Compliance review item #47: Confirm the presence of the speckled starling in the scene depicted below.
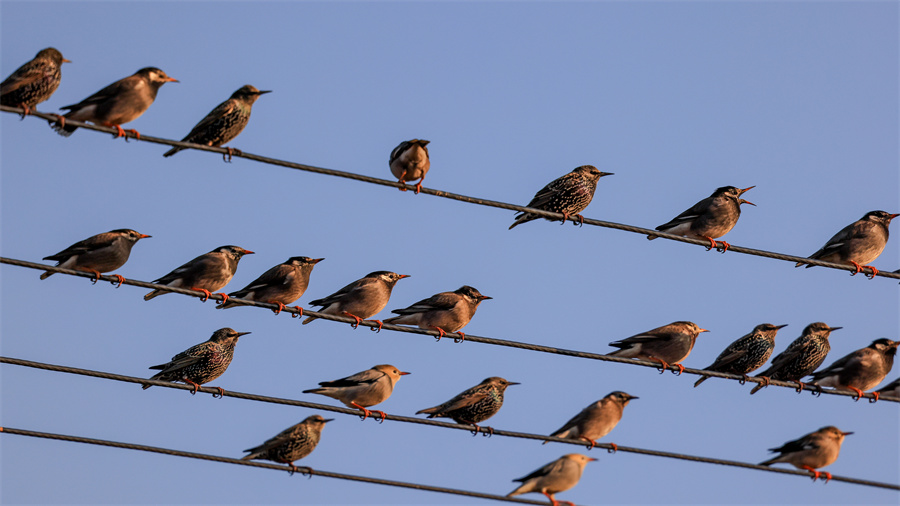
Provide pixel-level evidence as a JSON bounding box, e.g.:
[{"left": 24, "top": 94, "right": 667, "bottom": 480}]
[
  {"left": 507, "top": 454, "right": 596, "bottom": 506},
  {"left": 144, "top": 245, "right": 253, "bottom": 301},
  {"left": 40, "top": 229, "right": 150, "bottom": 284},
  {"left": 809, "top": 338, "right": 898, "bottom": 400},
  {"left": 1, "top": 47, "right": 70, "bottom": 115},
  {"left": 877, "top": 377, "right": 900, "bottom": 398},
  {"left": 759, "top": 426, "right": 852, "bottom": 482},
  {"left": 218, "top": 256, "right": 323, "bottom": 313},
  {"left": 416, "top": 376, "right": 518, "bottom": 434},
  {"left": 694, "top": 323, "right": 787, "bottom": 387},
  {"left": 545, "top": 391, "right": 637, "bottom": 450},
  {"left": 390, "top": 139, "right": 431, "bottom": 194},
  {"left": 302, "top": 271, "right": 409, "bottom": 330},
  {"left": 649, "top": 185, "right": 755, "bottom": 252},
  {"left": 383, "top": 285, "right": 491, "bottom": 341},
  {"left": 796, "top": 210, "right": 899, "bottom": 278},
  {"left": 509, "top": 165, "right": 613, "bottom": 229},
  {"left": 143, "top": 327, "right": 250, "bottom": 396},
  {"left": 241, "top": 415, "right": 331, "bottom": 474},
  {"left": 607, "top": 321, "right": 709, "bottom": 374},
  {"left": 750, "top": 322, "right": 841, "bottom": 394},
  {"left": 303, "top": 364, "right": 410, "bottom": 421}
]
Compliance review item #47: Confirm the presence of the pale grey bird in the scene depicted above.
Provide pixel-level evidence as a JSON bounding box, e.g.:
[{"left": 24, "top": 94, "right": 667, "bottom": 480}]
[
  {"left": 759, "top": 426, "right": 852, "bottom": 482},
  {"left": 507, "top": 454, "right": 596, "bottom": 506},
  {"left": 144, "top": 245, "right": 254, "bottom": 301},
  {"left": 509, "top": 165, "right": 613, "bottom": 229},
  {"left": 797, "top": 210, "right": 899, "bottom": 278},
  {"left": 649, "top": 185, "right": 755, "bottom": 252},
  {"left": 1, "top": 47, "right": 70, "bottom": 115},
  {"left": 750, "top": 322, "right": 841, "bottom": 394},
  {"left": 241, "top": 415, "right": 332, "bottom": 475},
  {"left": 876, "top": 377, "right": 900, "bottom": 398},
  {"left": 545, "top": 391, "right": 637, "bottom": 450},
  {"left": 390, "top": 139, "right": 430, "bottom": 194},
  {"left": 808, "top": 338, "right": 898, "bottom": 401},
  {"left": 302, "top": 271, "right": 409, "bottom": 330},
  {"left": 693, "top": 323, "right": 787, "bottom": 387},
  {"left": 383, "top": 285, "right": 491, "bottom": 341},
  {"left": 416, "top": 377, "right": 518, "bottom": 435},
  {"left": 217, "top": 256, "right": 323, "bottom": 313},
  {"left": 303, "top": 364, "right": 410, "bottom": 421},
  {"left": 607, "top": 321, "right": 709, "bottom": 374},
  {"left": 40, "top": 229, "right": 150, "bottom": 283}
]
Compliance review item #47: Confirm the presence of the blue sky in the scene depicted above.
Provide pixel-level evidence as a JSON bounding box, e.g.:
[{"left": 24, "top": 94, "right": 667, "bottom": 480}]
[{"left": 2, "top": 1, "right": 898, "bottom": 505}]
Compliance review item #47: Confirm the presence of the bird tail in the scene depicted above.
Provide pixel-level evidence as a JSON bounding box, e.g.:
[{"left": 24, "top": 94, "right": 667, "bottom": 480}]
[
  {"left": 415, "top": 406, "right": 439, "bottom": 416},
  {"left": 647, "top": 235, "right": 657, "bottom": 240},
  {"left": 693, "top": 376, "right": 709, "bottom": 388},
  {"left": 749, "top": 383, "right": 764, "bottom": 395},
  {"left": 302, "top": 388, "right": 324, "bottom": 394},
  {"left": 506, "top": 483, "right": 530, "bottom": 497},
  {"left": 508, "top": 213, "right": 532, "bottom": 230},
  {"left": 163, "top": 147, "right": 182, "bottom": 157},
  {"left": 40, "top": 271, "right": 54, "bottom": 280},
  {"left": 301, "top": 316, "right": 317, "bottom": 325},
  {"left": 143, "top": 289, "right": 164, "bottom": 301},
  {"left": 758, "top": 456, "right": 779, "bottom": 466},
  {"left": 241, "top": 452, "right": 259, "bottom": 461}
]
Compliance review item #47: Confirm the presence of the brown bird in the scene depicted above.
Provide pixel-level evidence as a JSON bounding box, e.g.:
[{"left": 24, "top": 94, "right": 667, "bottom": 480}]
[
  {"left": 1, "top": 47, "right": 70, "bottom": 116},
  {"left": 303, "top": 364, "right": 409, "bottom": 421},
  {"left": 383, "top": 285, "right": 491, "bottom": 341},
  {"left": 40, "top": 229, "right": 150, "bottom": 284},
  {"left": 759, "top": 426, "right": 852, "bottom": 482},
  {"left": 545, "top": 391, "right": 637, "bottom": 451},
  {"left": 808, "top": 338, "right": 898, "bottom": 401},
  {"left": 607, "top": 321, "right": 709, "bottom": 374},
  {"left": 241, "top": 415, "right": 331, "bottom": 475},
  {"left": 797, "top": 210, "right": 898, "bottom": 278},
  {"left": 507, "top": 454, "right": 596, "bottom": 506},
  {"left": 390, "top": 139, "right": 430, "bottom": 193}
]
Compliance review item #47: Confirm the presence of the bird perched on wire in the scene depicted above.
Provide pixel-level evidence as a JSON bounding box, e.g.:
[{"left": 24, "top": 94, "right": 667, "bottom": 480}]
[
  {"left": 648, "top": 185, "right": 755, "bottom": 252},
  {"left": 416, "top": 377, "right": 518, "bottom": 435},
  {"left": 163, "top": 84, "right": 271, "bottom": 160},
  {"left": 142, "top": 327, "right": 250, "bottom": 397},
  {"left": 694, "top": 323, "right": 788, "bottom": 387},
  {"left": 303, "top": 364, "right": 410, "bottom": 421},
  {"left": 40, "top": 229, "right": 150, "bottom": 284},
  {"left": 383, "top": 285, "right": 491, "bottom": 341},
  {"left": 808, "top": 338, "right": 898, "bottom": 401},
  {"left": 389, "top": 139, "right": 430, "bottom": 194},
  {"left": 51, "top": 67, "right": 177, "bottom": 138},
  {"left": 241, "top": 415, "right": 331, "bottom": 475},
  {"left": 217, "top": 256, "right": 323, "bottom": 314},
  {"left": 607, "top": 321, "right": 709, "bottom": 374},
  {"left": 1, "top": 47, "right": 70, "bottom": 116},
  {"left": 509, "top": 165, "right": 613, "bottom": 229},
  {"left": 507, "top": 454, "right": 596, "bottom": 506},
  {"left": 302, "top": 271, "right": 409, "bottom": 330},
  {"left": 750, "top": 322, "right": 841, "bottom": 394},
  {"left": 143, "top": 245, "right": 253, "bottom": 302},
  {"left": 877, "top": 377, "right": 900, "bottom": 399},
  {"left": 759, "top": 426, "right": 852, "bottom": 482},
  {"left": 545, "top": 391, "right": 637, "bottom": 451},
  {"left": 796, "top": 210, "right": 899, "bottom": 278}
]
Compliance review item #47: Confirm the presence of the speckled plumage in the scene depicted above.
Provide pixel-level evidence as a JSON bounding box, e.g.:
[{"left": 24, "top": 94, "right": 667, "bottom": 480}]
[
  {"left": 302, "top": 271, "right": 408, "bottom": 325},
  {"left": 694, "top": 323, "right": 787, "bottom": 387},
  {"left": 218, "top": 256, "right": 322, "bottom": 309},
  {"left": 389, "top": 139, "right": 431, "bottom": 192},
  {"left": 546, "top": 391, "right": 637, "bottom": 448},
  {"left": 649, "top": 185, "right": 754, "bottom": 249},
  {"left": 241, "top": 415, "right": 331, "bottom": 473},
  {"left": 40, "top": 229, "right": 150, "bottom": 280},
  {"left": 416, "top": 377, "right": 518, "bottom": 429},
  {"left": 143, "top": 327, "right": 249, "bottom": 392},
  {"left": 750, "top": 322, "right": 840, "bottom": 394},
  {"left": 507, "top": 454, "right": 596, "bottom": 506},
  {"left": 383, "top": 285, "right": 490, "bottom": 338},
  {"left": 144, "top": 245, "right": 253, "bottom": 300},
  {"left": 760, "top": 426, "right": 851, "bottom": 481},
  {"left": 510, "top": 165, "right": 612, "bottom": 229},
  {"left": 1, "top": 47, "right": 69, "bottom": 113},
  {"left": 809, "top": 338, "right": 898, "bottom": 396},
  {"left": 797, "top": 211, "right": 898, "bottom": 275},
  {"left": 607, "top": 321, "right": 709, "bottom": 372}
]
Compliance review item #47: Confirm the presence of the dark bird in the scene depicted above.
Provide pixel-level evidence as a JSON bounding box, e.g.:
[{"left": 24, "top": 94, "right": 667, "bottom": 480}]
[
  {"left": 808, "top": 338, "right": 898, "bottom": 401},
  {"left": 163, "top": 85, "right": 270, "bottom": 159},
  {"left": 507, "top": 454, "right": 596, "bottom": 506},
  {"left": 383, "top": 285, "right": 491, "bottom": 341},
  {"left": 143, "top": 245, "right": 253, "bottom": 302},
  {"left": 217, "top": 256, "right": 323, "bottom": 314},
  {"left": 40, "top": 229, "right": 150, "bottom": 284},
  {"left": 545, "top": 391, "right": 637, "bottom": 451},
  {"left": 241, "top": 415, "right": 331, "bottom": 474},
  {"left": 877, "top": 377, "right": 900, "bottom": 399},
  {"left": 694, "top": 323, "right": 787, "bottom": 387},
  {"left": 51, "top": 67, "right": 177, "bottom": 138},
  {"left": 302, "top": 271, "right": 409, "bottom": 330},
  {"left": 303, "top": 364, "right": 410, "bottom": 421},
  {"left": 759, "top": 426, "right": 852, "bottom": 482},
  {"left": 750, "top": 322, "right": 841, "bottom": 394},
  {"left": 143, "top": 327, "right": 250, "bottom": 396},
  {"left": 607, "top": 321, "right": 709, "bottom": 374},
  {"left": 1, "top": 47, "right": 70, "bottom": 116},
  {"left": 416, "top": 377, "right": 518, "bottom": 435},
  {"left": 509, "top": 165, "right": 613, "bottom": 229},
  {"left": 389, "top": 139, "right": 430, "bottom": 194},
  {"left": 796, "top": 210, "right": 899, "bottom": 278},
  {"left": 648, "top": 185, "right": 755, "bottom": 252}
]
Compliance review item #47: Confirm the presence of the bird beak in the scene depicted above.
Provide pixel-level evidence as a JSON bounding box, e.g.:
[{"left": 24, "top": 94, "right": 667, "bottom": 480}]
[
  {"left": 399, "top": 371, "right": 411, "bottom": 376},
  {"left": 236, "top": 331, "right": 252, "bottom": 337},
  {"left": 242, "top": 249, "right": 255, "bottom": 255},
  {"left": 323, "top": 418, "right": 335, "bottom": 423},
  {"left": 627, "top": 395, "right": 639, "bottom": 400},
  {"left": 257, "top": 90, "right": 273, "bottom": 95},
  {"left": 889, "top": 213, "right": 900, "bottom": 220},
  {"left": 775, "top": 324, "right": 789, "bottom": 329},
  {"left": 480, "top": 295, "right": 493, "bottom": 301},
  {"left": 63, "top": 58, "right": 72, "bottom": 63},
  {"left": 739, "top": 198, "right": 756, "bottom": 207},
  {"left": 828, "top": 326, "right": 843, "bottom": 331},
  {"left": 600, "top": 172, "right": 615, "bottom": 177},
  {"left": 587, "top": 457, "right": 598, "bottom": 462},
  {"left": 398, "top": 274, "right": 411, "bottom": 279},
  {"left": 507, "top": 381, "right": 521, "bottom": 386},
  {"left": 166, "top": 77, "right": 179, "bottom": 83},
  {"left": 739, "top": 186, "right": 755, "bottom": 195},
  {"left": 311, "top": 258, "right": 325, "bottom": 264},
  {"left": 841, "top": 431, "right": 854, "bottom": 436},
  {"left": 140, "top": 234, "right": 152, "bottom": 239},
  {"left": 699, "top": 328, "right": 710, "bottom": 333}
]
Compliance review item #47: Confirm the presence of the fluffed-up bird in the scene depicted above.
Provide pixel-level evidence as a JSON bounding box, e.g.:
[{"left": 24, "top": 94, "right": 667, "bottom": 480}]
[
  {"left": 796, "top": 210, "right": 898, "bottom": 278},
  {"left": 383, "top": 285, "right": 491, "bottom": 341},
  {"left": 877, "top": 377, "right": 900, "bottom": 398},
  {"left": 509, "top": 165, "right": 613, "bottom": 229},
  {"left": 759, "top": 426, "right": 852, "bottom": 482},
  {"left": 302, "top": 271, "right": 409, "bottom": 330},
  {"left": 389, "top": 139, "right": 430, "bottom": 194},
  {"left": 1, "top": 47, "right": 70, "bottom": 116},
  {"left": 303, "top": 364, "right": 409, "bottom": 421},
  {"left": 648, "top": 185, "right": 755, "bottom": 252},
  {"left": 241, "top": 415, "right": 331, "bottom": 475},
  {"left": 507, "top": 454, "right": 596, "bottom": 506},
  {"left": 143, "top": 245, "right": 253, "bottom": 302},
  {"left": 694, "top": 323, "right": 787, "bottom": 387},
  {"left": 545, "top": 391, "right": 637, "bottom": 450},
  {"left": 40, "top": 228, "right": 150, "bottom": 284},
  {"left": 750, "top": 322, "right": 841, "bottom": 394},
  {"left": 217, "top": 256, "right": 322, "bottom": 314},
  {"left": 808, "top": 338, "right": 898, "bottom": 401},
  {"left": 143, "top": 327, "right": 250, "bottom": 396},
  {"left": 607, "top": 321, "right": 709, "bottom": 374},
  {"left": 416, "top": 377, "right": 518, "bottom": 435}
]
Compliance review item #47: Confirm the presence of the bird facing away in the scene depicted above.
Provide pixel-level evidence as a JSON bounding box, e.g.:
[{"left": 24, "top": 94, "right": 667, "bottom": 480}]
[
  {"left": 217, "top": 256, "right": 323, "bottom": 313},
  {"left": 383, "top": 285, "right": 491, "bottom": 341},
  {"left": 302, "top": 271, "right": 409, "bottom": 330},
  {"left": 607, "top": 321, "right": 709, "bottom": 374},
  {"left": 507, "top": 454, "right": 596, "bottom": 506},
  {"left": 389, "top": 139, "right": 430, "bottom": 194},
  {"left": 40, "top": 229, "right": 150, "bottom": 284},
  {"left": 1, "top": 47, "right": 70, "bottom": 115},
  {"left": 509, "top": 165, "right": 613, "bottom": 229},
  {"left": 648, "top": 185, "right": 755, "bottom": 252},
  {"left": 808, "top": 338, "right": 898, "bottom": 401},
  {"left": 303, "top": 364, "right": 410, "bottom": 421},
  {"left": 797, "top": 210, "right": 899, "bottom": 278},
  {"left": 877, "top": 377, "right": 900, "bottom": 399},
  {"left": 51, "top": 67, "right": 177, "bottom": 138},
  {"left": 241, "top": 415, "right": 331, "bottom": 475},
  {"left": 759, "top": 426, "right": 852, "bottom": 482},
  {"left": 694, "top": 323, "right": 787, "bottom": 387},
  {"left": 143, "top": 327, "right": 250, "bottom": 396},
  {"left": 750, "top": 322, "right": 841, "bottom": 394},
  {"left": 143, "top": 245, "right": 254, "bottom": 302},
  {"left": 416, "top": 377, "right": 518, "bottom": 435},
  {"left": 545, "top": 391, "right": 637, "bottom": 450},
  {"left": 163, "top": 85, "right": 271, "bottom": 159}
]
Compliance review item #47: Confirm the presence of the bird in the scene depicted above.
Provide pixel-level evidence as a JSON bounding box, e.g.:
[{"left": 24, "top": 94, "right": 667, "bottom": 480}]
[
  {"left": 383, "top": 285, "right": 491, "bottom": 341},
  {"left": 143, "top": 327, "right": 250, "bottom": 397},
  {"left": 507, "top": 454, "right": 596, "bottom": 506},
  {"left": 759, "top": 426, "right": 852, "bottom": 482},
  {"left": 648, "top": 185, "right": 755, "bottom": 252},
  {"left": 796, "top": 210, "right": 899, "bottom": 278},
  {"left": 302, "top": 271, "right": 409, "bottom": 330},
  {"left": 163, "top": 85, "right": 271, "bottom": 160},
  {"left": 216, "top": 256, "right": 323, "bottom": 314},
  {"left": 40, "top": 229, "right": 150, "bottom": 284},
  {"left": 693, "top": 323, "right": 788, "bottom": 387},
  {"left": 607, "top": 321, "right": 709, "bottom": 374},
  {"left": 302, "top": 364, "right": 410, "bottom": 421},
  {"left": 416, "top": 377, "right": 518, "bottom": 435},
  {"left": 51, "top": 67, "right": 177, "bottom": 138},
  {"left": 509, "top": 165, "right": 613, "bottom": 229},
  {"left": 876, "top": 377, "right": 900, "bottom": 399},
  {"left": 143, "top": 245, "right": 253, "bottom": 302},
  {"left": 750, "top": 322, "right": 841, "bottom": 394},
  {"left": 1, "top": 47, "right": 70, "bottom": 116},
  {"left": 389, "top": 139, "right": 430, "bottom": 194},
  {"left": 545, "top": 391, "right": 637, "bottom": 451},
  {"left": 808, "top": 338, "right": 898, "bottom": 401},
  {"left": 241, "top": 415, "right": 331, "bottom": 475}
]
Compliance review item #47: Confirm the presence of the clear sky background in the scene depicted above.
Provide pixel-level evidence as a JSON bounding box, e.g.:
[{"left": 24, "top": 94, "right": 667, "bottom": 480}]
[{"left": 1, "top": 2, "right": 898, "bottom": 505}]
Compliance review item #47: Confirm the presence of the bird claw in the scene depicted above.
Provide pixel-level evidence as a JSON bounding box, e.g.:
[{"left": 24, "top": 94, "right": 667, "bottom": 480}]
[
  {"left": 223, "top": 147, "right": 237, "bottom": 162},
  {"left": 739, "top": 374, "right": 749, "bottom": 385},
  {"left": 290, "top": 306, "right": 303, "bottom": 318},
  {"left": 868, "top": 392, "right": 880, "bottom": 403},
  {"left": 368, "top": 320, "right": 384, "bottom": 333},
  {"left": 794, "top": 381, "right": 807, "bottom": 394},
  {"left": 453, "top": 331, "right": 466, "bottom": 343},
  {"left": 581, "top": 437, "right": 596, "bottom": 450},
  {"left": 52, "top": 114, "right": 66, "bottom": 129},
  {"left": 414, "top": 181, "right": 423, "bottom": 194},
  {"left": 374, "top": 411, "right": 387, "bottom": 423},
  {"left": 432, "top": 327, "right": 446, "bottom": 341},
  {"left": 607, "top": 443, "right": 618, "bottom": 453},
  {"left": 86, "top": 269, "right": 102, "bottom": 284},
  {"left": 715, "top": 241, "right": 731, "bottom": 253},
  {"left": 342, "top": 312, "right": 363, "bottom": 329},
  {"left": 110, "top": 274, "right": 125, "bottom": 288},
  {"left": 574, "top": 214, "right": 585, "bottom": 227},
  {"left": 112, "top": 125, "right": 126, "bottom": 138},
  {"left": 125, "top": 128, "right": 140, "bottom": 141},
  {"left": 212, "top": 386, "right": 225, "bottom": 398},
  {"left": 186, "top": 379, "right": 201, "bottom": 395},
  {"left": 192, "top": 288, "right": 213, "bottom": 302},
  {"left": 670, "top": 364, "right": 685, "bottom": 375},
  {"left": 865, "top": 266, "right": 879, "bottom": 279},
  {"left": 271, "top": 302, "right": 285, "bottom": 315}
]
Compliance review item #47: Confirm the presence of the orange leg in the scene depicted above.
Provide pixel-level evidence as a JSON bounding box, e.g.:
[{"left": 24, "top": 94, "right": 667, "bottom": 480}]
[
  {"left": 648, "top": 357, "right": 671, "bottom": 374},
  {"left": 757, "top": 376, "right": 771, "bottom": 389},
  {"left": 52, "top": 114, "right": 66, "bottom": 129},
  {"left": 223, "top": 147, "right": 235, "bottom": 162},
  {"left": 560, "top": 211, "right": 570, "bottom": 225},
  {"left": 342, "top": 311, "right": 363, "bottom": 328},
  {"left": 864, "top": 265, "right": 879, "bottom": 279},
  {"left": 397, "top": 170, "right": 409, "bottom": 192},
  {"left": 793, "top": 380, "right": 807, "bottom": 393},
  {"left": 372, "top": 410, "right": 387, "bottom": 423},
  {"left": 16, "top": 103, "right": 31, "bottom": 118},
  {"left": 212, "top": 386, "right": 225, "bottom": 398},
  {"left": 574, "top": 214, "right": 585, "bottom": 227},
  {"left": 607, "top": 442, "right": 618, "bottom": 453},
  {"left": 453, "top": 331, "right": 466, "bottom": 343},
  {"left": 702, "top": 236, "right": 717, "bottom": 251},
  {"left": 108, "top": 124, "right": 126, "bottom": 138},
  {"left": 580, "top": 437, "right": 596, "bottom": 450},
  {"left": 541, "top": 492, "right": 559, "bottom": 506},
  {"left": 869, "top": 392, "right": 880, "bottom": 403},
  {"left": 848, "top": 386, "right": 864, "bottom": 401},
  {"left": 716, "top": 240, "right": 731, "bottom": 253},
  {"left": 216, "top": 293, "right": 229, "bottom": 305},
  {"left": 351, "top": 402, "right": 372, "bottom": 421},
  {"left": 111, "top": 274, "right": 125, "bottom": 287},
  {"left": 848, "top": 261, "right": 863, "bottom": 276},
  {"left": 367, "top": 319, "right": 384, "bottom": 332},
  {"left": 414, "top": 175, "right": 425, "bottom": 194},
  {"left": 431, "top": 326, "right": 447, "bottom": 341},
  {"left": 801, "top": 465, "right": 822, "bottom": 481},
  {"left": 268, "top": 301, "right": 286, "bottom": 315},
  {"left": 184, "top": 378, "right": 201, "bottom": 395},
  {"left": 290, "top": 306, "right": 303, "bottom": 318},
  {"left": 78, "top": 268, "right": 102, "bottom": 284},
  {"left": 125, "top": 128, "right": 141, "bottom": 141},
  {"left": 191, "top": 287, "right": 212, "bottom": 302}
]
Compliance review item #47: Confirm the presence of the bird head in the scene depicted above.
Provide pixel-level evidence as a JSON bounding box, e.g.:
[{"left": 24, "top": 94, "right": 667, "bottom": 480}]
[{"left": 209, "top": 327, "right": 251, "bottom": 343}]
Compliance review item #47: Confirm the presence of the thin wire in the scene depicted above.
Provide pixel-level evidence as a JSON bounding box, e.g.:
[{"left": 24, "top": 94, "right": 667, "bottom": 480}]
[{"left": 3, "top": 106, "right": 898, "bottom": 281}]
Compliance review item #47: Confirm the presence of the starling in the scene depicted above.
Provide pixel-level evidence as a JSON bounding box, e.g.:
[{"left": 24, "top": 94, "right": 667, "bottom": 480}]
[
  {"left": 52, "top": 67, "right": 177, "bottom": 138},
  {"left": 416, "top": 376, "right": 518, "bottom": 434},
  {"left": 648, "top": 185, "right": 755, "bottom": 252},
  {"left": 694, "top": 323, "right": 787, "bottom": 387},
  {"left": 217, "top": 256, "right": 323, "bottom": 313},
  {"left": 750, "top": 322, "right": 841, "bottom": 394},
  {"left": 796, "top": 210, "right": 899, "bottom": 278},
  {"left": 607, "top": 321, "right": 709, "bottom": 374},
  {"left": 759, "top": 426, "right": 852, "bottom": 482},
  {"left": 143, "top": 245, "right": 253, "bottom": 302},
  {"left": 163, "top": 85, "right": 271, "bottom": 159},
  {"left": 876, "top": 377, "right": 900, "bottom": 398},
  {"left": 241, "top": 415, "right": 331, "bottom": 474},
  {"left": 302, "top": 271, "right": 409, "bottom": 330},
  {"left": 303, "top": 364, "right": 410, "bottom": 421},
  {"left": 808, "top": 338, "right": 898, "bottom": 400},
  {"left": 509, "top": 165, "right": 613, "bottom": 229},
  {"left": 545, "top": 391, "right": 637, "bottom": 450},
  {"left": 507, "top": 454, "right": 596, "bottom": 506},
  {"left": 143, "top": 327, "right": 250, "bottom": 396},
  {"left": 1, "top": 47, "right": 70, "bottom": 116},
  {"left": 40, "top": 228, "right": 150, "bottom": 284},
  {"left": 389, "top": 139, "right": 431, "bottom": 194},
  {"left": 383, "top": 285, "right": 491, "bottom": 341}
]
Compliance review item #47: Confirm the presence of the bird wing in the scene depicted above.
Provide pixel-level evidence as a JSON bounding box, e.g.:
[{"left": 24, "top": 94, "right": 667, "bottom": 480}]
[
  {"left": 180, "top": 99, "right": 238, "bottom": 141},
  {"left": 807, "top": 221, "right": 865, "bottom": 259},
  {"left": 809, "top": 349, "right": 864, "bottom": 381},
  {"left": 768, "top": 433, "right": 819, "bottom": 454},
  {"left": 655, "top": 196, "right": 714, "bottom": 231},
  {"left": 608, "top": 330, "right": 673, "bottom": 349},
  {"left": 432, "top": 389, "right": 489, "bottom": 412},
  {"left": 389, "top": 141, "right": 414, "bottom": 165},
  {"left": 43, "top": 233, "right": 119, "bottom": 261},
  {"left": 148, "top": 342, "right": 211, "bottom": 371},
  {"left": 513, "top": 458, "right": 565, "bottom": 483},
  {"left": 1, "top": 58, "right": 52, "bottom": 95},
  {"left": 709, "top": 347, "right": 748, "bottom": 369},
  {"left": 152, "top": 253, "right": 219, "bottom": 284},
  {"left": 60, "top": 75, "right": 137, "bottom": 110},
  {"left": 243, "top": 424, "right": 298, "bottom": 454},
  {"left": 318, "top": 368, "right": 385, "bottom": 388},
  {"left": 230, "top": 264, "right": 293, "bottom": 296},
  {"left": 392, "top": 292, "right": 458, "bottom": 315},
  {"left": 523, "top": 173, "right": 575, "bottom": 209},
  {"left": 307, "top": 277, "right": 370, "bottom": 307}
]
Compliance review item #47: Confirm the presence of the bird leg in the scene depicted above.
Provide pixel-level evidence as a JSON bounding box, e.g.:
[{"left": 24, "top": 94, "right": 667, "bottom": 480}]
[
  {"left": 77, "top": 268, "right": 103, "bottom": 284},
  {"left": 541, "top": 491, "right": 560, "bottom": 506},
  {"left": 580, "top": 437, "right": 596, "bottom": 450},
  {"left": 702, "top": 236, "right": 717, "bottom": 251},
  {"left": 715, "top": 240, "right": 731, "bottom": 253},
  {"left": 184, "top": 378, "right": 201, "bottom": 395},
  {"left": 756, "top": 376, "right": 771, "bottom": 389},
  {"left": 793, "top": 380, "right": 808, "bottom": 393},
  {"left": 396, "top": 170, "right": 409, "bottom": 192},
  {"left": 52, "top": 114, "right": 66, "bottom": 129},
  {"left": 124, "top": 129, "right": 141, "bottom": 141},
  {"left": 287, "top": 463, "right": 299, "bottom": 476},
  {"left": 800, "top": 466, "right": 824, "bottom": 481},
  {"left": 109, "top": 124, "right": 126, "bottom": 138},
  {"left": 341, "top": 311, "right": 363, "bottom": 329},
  {"left": 847, "top": 386, "right": 865, "bottom": 401},
  {"left": 414, "top": 177, "right": 425, "bottom": 194},
  {"left": 290, "top": 306, "right": 303, "bottom": 318},
  {"left": 191, "top": 287, "right": 213, "bottom": 302},
  {"left": 110, "top": 274, "right": 125, "bottom": 287},
  {"left": 739, "top": 374, "right": 750, "bottom": 385},
  {"left": 560, "top": 211, "right": 570, "bottom": 225},
  {"left": 211, "top": 386, "right": 226, "bottom": 398},
  {"left": 15, "top": 103, "right": 31, "bottom": 118},
  {"left": 453, "top": 331, "right": 466, "bottom": 343},
  {"left": 606, "top": 442, "right": 618, "bottom": 453},
  {"left": 863, "top": 264, "right": 879, "bottom": 279},
  {"left": 351, "top": 402, "right": 372, "bottom": 421},
  {"left": 367, "top": 319, "right": 384, "bottom": 332},
  {"left": 430, "top": 326, "right": 447, "bottom": 341},
  {"left": 868, "top": 392, "right": 880, "bottom": 403},
  {"left": 649, "top": 357, "right": 672, "bottom": 374},
  {"left": 373, "top": 410, "right": 387, "bottom": 423},
  {"left": 574, "top": 214, "right": 585, "bottom": 227},
  {"left": 223, "top": 147, "right": 238, "bottom": 162},
  {"left": 268, "top": 301, "right": 286, "bottom": 315}
]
